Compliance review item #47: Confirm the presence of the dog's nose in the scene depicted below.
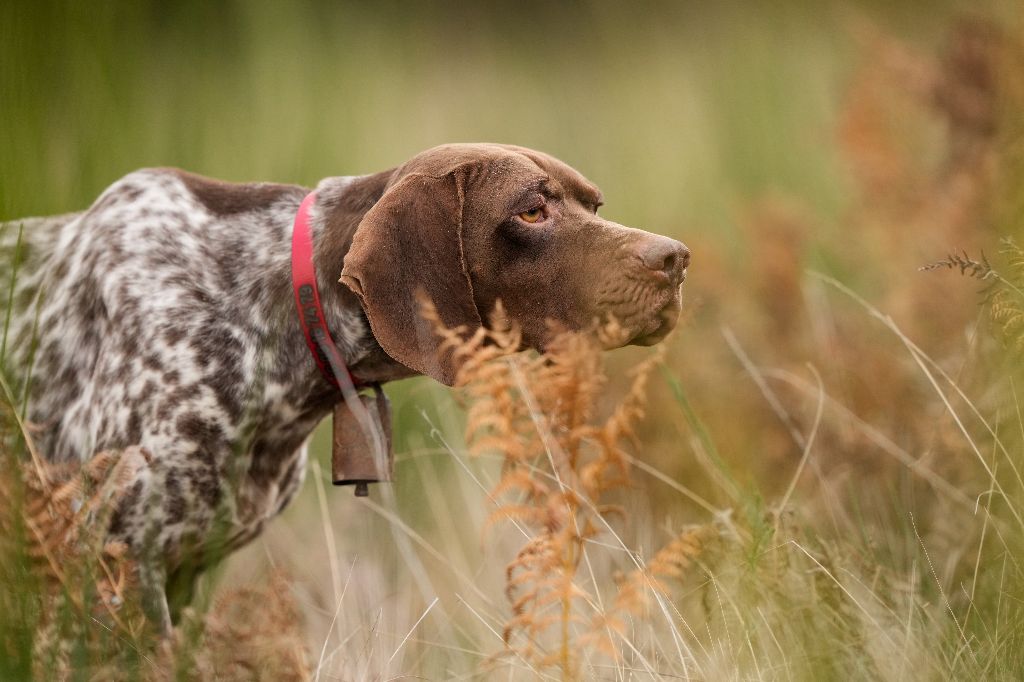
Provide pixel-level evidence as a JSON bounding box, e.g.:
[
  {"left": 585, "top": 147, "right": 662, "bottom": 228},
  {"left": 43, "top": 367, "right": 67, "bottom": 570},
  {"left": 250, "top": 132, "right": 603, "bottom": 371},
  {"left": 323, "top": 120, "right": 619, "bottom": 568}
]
[{"left": 637, "top": 235, "right": 690, "bottom": 282}]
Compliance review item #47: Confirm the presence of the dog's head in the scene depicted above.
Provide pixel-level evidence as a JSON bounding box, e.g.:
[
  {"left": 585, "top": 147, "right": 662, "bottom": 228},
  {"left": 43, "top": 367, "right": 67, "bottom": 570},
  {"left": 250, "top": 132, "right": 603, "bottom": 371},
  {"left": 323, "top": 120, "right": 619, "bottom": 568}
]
[{"left": 341, "top": 143, "right": 689, "bottom": 385}]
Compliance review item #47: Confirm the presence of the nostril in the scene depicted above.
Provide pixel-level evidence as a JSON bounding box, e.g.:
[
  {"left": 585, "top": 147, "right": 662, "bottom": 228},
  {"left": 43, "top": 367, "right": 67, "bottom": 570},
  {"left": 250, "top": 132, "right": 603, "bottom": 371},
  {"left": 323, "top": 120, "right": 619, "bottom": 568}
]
[
  {"left": 639, "top": 239, "right": 674, "bottom": 271},
  {"left": 639, "top": 237, "right": 689, "bottom": 279},
  {"left": 662, "top": 251, "right": 678, "bottom": 274}
]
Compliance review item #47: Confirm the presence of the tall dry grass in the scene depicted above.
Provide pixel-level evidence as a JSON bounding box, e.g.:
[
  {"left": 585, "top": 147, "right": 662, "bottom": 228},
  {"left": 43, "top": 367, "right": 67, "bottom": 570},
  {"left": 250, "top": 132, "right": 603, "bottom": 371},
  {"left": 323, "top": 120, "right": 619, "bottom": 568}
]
[
  {"left": 3, "top": 278, "right": 1022, "bottom": 678},
  {"left": 0, "top": 438, "right": 312, "bottom": 680}
]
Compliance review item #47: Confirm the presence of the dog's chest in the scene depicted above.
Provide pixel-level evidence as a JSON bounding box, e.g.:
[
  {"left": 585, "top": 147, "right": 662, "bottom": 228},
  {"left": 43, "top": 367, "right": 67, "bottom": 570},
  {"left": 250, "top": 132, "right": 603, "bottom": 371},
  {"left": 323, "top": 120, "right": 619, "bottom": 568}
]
[{"left": 230, "top": 382, "right": 327, "bottom": 531}]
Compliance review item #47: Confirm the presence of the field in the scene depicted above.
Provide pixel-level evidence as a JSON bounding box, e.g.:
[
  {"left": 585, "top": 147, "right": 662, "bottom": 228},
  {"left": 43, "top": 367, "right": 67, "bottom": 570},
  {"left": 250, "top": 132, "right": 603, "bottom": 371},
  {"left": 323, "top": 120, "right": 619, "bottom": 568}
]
[{"left": 2, "top": 1, "right": 1023, "bottom": 679}]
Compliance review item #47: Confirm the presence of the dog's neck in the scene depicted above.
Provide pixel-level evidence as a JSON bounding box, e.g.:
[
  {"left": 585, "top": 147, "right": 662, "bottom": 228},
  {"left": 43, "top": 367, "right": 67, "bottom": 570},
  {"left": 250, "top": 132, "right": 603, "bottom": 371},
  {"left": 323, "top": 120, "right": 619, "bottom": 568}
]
[{"left": 264, "top": 169, "right": 415, "bottom": 410}]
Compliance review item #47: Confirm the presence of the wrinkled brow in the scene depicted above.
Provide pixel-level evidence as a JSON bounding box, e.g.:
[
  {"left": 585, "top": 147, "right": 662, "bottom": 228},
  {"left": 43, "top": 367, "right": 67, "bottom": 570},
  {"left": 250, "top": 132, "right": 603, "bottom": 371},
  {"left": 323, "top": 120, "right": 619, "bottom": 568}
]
[
  {"left": 508, "top": 177, "right": 557, "bottom": 203},
  {"left": 498, "top": 178, "right": 548, "bottom": 214},
  {"left": 526, "top": 176, "right": 603, "bottom": 206},
  {"left": 505, "top": 175, "right": 604, "bottom": 214},
  {"left": 526, "top": 166, "right": 601, "bottom": 206},
  {"left": 560, "top": 178, "right": 603, "bottom": 208},
  {"left": 577, "top": 184, "right": 603, "bottom": 207}
]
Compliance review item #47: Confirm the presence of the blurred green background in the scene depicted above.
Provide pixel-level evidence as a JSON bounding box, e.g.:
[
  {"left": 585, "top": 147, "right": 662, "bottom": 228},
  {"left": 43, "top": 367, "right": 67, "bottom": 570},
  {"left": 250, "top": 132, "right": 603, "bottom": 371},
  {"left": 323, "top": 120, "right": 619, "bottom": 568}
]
[{"left": 2, "top": 0, "right": 967, "bottom": 223}]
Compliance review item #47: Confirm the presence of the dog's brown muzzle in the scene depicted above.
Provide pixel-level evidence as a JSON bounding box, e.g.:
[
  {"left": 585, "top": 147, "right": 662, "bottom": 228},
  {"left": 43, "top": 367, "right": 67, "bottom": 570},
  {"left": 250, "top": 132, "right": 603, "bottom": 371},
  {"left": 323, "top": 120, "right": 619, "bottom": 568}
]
[{"left": 610, "top": 232, "right": 690, "bottom": 346}]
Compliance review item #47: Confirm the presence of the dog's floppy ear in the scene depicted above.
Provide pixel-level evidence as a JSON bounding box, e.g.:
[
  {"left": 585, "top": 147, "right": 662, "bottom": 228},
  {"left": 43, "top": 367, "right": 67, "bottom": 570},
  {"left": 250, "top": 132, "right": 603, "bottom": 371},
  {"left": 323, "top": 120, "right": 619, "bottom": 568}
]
[{"left": 340, "top": 170, "right": 481, "bottom": 386}]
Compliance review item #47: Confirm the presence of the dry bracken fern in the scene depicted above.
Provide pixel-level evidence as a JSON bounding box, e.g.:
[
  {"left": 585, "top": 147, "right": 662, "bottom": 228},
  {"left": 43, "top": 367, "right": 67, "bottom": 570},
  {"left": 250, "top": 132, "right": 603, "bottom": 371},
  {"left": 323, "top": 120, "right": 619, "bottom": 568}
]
[
  {"left": 581, "top": 525, "right": 715, "bottom": 659},
  {"left": 988, "top": 238, "right": 1024, "bottom": 352},
  {"left": 425, "top": 300, "right": 716, "bottom": 679},
  {"left": 0, "top": 442, "right": 154, "bottom": 678},
  {"left": 180, "top": 571, "right": 311, "bottom": 681},
  {"left": 922, "top": 238, "right": 1024, "bottom": 353},
  {"left": 0, "top": 403, "right": 312, "bottom": 680}
]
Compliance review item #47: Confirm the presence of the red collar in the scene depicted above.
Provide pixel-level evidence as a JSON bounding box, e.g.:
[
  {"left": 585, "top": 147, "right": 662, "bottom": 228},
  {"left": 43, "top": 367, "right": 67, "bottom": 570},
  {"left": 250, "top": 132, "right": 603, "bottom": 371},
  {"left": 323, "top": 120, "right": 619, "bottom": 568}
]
[{"left": 291, "top": 191, "right": 361, "bottom": 392}]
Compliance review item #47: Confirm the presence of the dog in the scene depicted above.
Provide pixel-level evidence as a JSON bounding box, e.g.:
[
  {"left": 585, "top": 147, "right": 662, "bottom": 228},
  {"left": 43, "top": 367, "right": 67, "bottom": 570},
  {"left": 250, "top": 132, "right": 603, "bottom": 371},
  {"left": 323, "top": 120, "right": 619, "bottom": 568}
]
[{"left": 1, "top": 143, "right": 689, "bottom": 631}]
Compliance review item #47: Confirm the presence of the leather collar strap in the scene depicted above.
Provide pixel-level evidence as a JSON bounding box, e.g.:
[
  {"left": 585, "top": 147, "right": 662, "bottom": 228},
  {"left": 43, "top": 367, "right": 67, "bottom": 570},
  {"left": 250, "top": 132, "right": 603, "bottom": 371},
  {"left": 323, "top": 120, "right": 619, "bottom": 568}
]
[{"left": 291, "top": 191, "right": 361, "bottom": 392}]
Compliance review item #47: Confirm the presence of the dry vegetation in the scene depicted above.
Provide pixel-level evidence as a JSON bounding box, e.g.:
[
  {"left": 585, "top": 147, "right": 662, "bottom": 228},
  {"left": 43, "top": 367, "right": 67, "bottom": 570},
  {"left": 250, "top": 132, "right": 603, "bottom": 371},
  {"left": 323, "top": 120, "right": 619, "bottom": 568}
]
[
  {"left": 428, "top": 302, "right": 710, "bottom": 677},
  {"left": 2, "top": 10, "right": 1024, "bottom": 682},
  {"left": 0, "top": 426, "right": 312, "bottom": 679}
]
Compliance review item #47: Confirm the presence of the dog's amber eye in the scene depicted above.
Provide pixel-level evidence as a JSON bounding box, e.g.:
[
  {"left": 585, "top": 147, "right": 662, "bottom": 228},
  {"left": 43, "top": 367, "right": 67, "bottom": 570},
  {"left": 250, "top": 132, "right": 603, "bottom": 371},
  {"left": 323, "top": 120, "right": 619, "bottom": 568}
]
[{"left": 519, "top": 207, "right": 545, "bottom": 223}]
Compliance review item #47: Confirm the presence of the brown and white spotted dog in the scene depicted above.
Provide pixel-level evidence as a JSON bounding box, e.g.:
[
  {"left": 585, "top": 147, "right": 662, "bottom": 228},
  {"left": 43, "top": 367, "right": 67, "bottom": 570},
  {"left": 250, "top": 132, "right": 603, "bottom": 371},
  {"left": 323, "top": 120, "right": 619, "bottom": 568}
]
[{"left": 1, "top": 143, "right": 689, "bottom": 631}]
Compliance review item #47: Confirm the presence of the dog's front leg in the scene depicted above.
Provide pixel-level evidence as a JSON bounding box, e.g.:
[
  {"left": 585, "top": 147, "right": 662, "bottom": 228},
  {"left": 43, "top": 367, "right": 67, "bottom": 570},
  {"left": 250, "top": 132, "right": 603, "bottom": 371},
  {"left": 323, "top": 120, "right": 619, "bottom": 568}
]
[
  {"left": 103, "top": 446, "right": 175, "bottom": 636},
  {"left": 137, "top": 558, "right": 172, "bottom": 637}
]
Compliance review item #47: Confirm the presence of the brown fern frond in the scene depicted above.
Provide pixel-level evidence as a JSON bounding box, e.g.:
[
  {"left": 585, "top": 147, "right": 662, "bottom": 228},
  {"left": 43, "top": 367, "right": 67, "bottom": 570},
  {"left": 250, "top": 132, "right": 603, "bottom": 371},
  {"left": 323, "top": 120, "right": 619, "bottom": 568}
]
[
  {"left": 485, "top": 504, "right": 551, "bottom": 532},
  {"left": 489, "top": 467, "right": 550, "bottom": 502},
  {"left": 920, "top": 239, "right": 1024, "bottom": 353},
  {"left": 580, "top": 525, "right": 718, "bottom": 663},
  {"left": 185, "top": 570, "right": 311, "bottom": 681},
  {"left": 647, "top": 526, "right": 711, "bottom": 580},
  {"left": 427, "top": 299, "right": 672, "bottom": 674}
]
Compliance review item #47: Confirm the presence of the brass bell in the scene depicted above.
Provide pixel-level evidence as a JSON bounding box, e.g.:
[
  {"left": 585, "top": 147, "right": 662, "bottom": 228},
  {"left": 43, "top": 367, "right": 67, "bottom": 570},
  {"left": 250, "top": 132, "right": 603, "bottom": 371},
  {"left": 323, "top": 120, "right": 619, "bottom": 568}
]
[{"left": 331, "top": 385, "right": 393, "bottom": 496}]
